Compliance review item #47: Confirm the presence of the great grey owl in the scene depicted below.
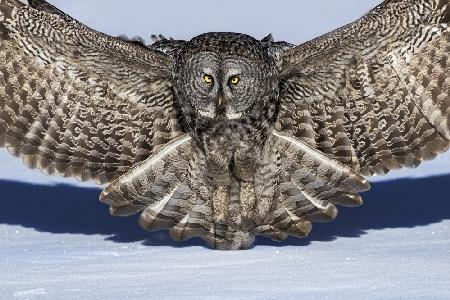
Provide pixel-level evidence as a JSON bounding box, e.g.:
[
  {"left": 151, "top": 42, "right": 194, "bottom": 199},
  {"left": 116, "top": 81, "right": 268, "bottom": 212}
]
[{"left": 0, "top": 0, "right": 449, "bottom": 249}]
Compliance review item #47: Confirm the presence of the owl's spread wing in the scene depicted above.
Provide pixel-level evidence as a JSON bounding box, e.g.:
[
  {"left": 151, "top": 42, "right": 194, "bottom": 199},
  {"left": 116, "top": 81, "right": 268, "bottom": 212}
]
[
  {"left": 278, "top": 0, "right": 450, "bottom": 176},
  {"left": 0, "top": 0, "right": 184, "bottom": 184}
]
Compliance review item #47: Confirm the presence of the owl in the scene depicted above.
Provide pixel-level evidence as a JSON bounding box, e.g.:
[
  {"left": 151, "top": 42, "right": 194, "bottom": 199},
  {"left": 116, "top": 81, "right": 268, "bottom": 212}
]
[{"left": 0, "top": 0, "right": 449, "bottom": 250}]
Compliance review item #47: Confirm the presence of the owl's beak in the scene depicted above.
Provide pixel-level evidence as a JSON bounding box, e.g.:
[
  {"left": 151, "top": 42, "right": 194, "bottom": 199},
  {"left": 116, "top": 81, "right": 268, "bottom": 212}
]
[
  {"left": 216, "top": 93, "right": 225, "bottom": 107},
  {"left": 215, "top": 91, "right": 227, "bottom": 119}
]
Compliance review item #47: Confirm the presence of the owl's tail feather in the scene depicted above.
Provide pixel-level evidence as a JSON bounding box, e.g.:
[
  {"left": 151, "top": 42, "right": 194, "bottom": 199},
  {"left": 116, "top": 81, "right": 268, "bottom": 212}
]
[
  {"left": 139, "top": 186, "right": 255, "bottom": 250},
  {"left": 137, "top": 166, "right": 255, "bottom": 250},
  {"left": 99, "top": 134, "right": 193, "bottom": 216}
]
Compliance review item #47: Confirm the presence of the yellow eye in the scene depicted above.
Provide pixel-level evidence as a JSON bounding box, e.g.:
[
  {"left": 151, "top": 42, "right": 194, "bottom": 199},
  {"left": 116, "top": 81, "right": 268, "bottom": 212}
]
[
  {"left": 229, "top": 76, "right": 240, "bottom": 85},
  {"left": 203, "top": 74, "right": 213, "bottom": 84}
]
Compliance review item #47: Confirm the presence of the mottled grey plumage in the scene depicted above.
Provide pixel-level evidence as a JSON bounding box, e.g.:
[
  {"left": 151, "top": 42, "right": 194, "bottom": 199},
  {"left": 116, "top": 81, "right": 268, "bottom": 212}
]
[{"left": 0, "top": 0, "right": 449, "bottom": 249}]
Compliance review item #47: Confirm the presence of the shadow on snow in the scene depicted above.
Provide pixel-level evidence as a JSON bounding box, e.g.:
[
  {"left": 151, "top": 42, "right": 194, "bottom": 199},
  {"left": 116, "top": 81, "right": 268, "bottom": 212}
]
[{"left": 0, "top": 174, "right": 449, "bottom": 249}]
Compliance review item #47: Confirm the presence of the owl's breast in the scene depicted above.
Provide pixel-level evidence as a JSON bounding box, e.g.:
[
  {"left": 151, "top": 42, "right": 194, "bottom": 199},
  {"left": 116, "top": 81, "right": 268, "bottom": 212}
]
[{"left": 198, "top": 120, "right": 269, "bottom": 184}]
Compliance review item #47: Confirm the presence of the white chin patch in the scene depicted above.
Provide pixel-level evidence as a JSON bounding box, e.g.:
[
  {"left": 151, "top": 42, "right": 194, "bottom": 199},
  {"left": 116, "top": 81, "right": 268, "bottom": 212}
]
[
  {"left": 197, "top": 108, "right": 242, "bottom": 120},
  {"left": 198, "top": 109, "right": 215, "bottom": 119},
  {"left": 226, "top": 112, "right": 243, "bottom": 120}
]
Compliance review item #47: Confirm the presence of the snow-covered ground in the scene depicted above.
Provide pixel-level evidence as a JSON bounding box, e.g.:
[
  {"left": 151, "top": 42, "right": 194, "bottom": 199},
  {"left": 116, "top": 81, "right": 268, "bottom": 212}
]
[{"left": 1, "top": 1, "right": 450, "bottom": 299}]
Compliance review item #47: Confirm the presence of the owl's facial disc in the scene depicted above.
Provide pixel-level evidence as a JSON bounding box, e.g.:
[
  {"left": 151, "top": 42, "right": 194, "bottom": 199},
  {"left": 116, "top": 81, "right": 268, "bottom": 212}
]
[
  {"left": 174, "top": 32, "right": 279, "bottom": 128},
  {"left": 177, "top": 52, "right": 275, "bottom": 121}
]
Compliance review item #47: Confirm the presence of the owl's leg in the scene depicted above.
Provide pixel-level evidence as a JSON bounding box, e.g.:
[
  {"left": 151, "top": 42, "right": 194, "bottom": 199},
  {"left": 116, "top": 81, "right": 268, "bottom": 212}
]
[
  {"left": 230, "top": 138, "right": 280, "bottom": 227},
  {"left": 253, "top": 141, "right": 281, "bottom": 225},
  {"left": 239, "top": 181, "right": 256, "bottom": 223}
]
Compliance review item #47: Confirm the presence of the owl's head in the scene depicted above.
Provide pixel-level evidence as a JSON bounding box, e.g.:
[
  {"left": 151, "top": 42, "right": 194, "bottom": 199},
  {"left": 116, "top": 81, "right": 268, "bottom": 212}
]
[{"left": 174, "top": 32, "right": 280, "bottom": 128}]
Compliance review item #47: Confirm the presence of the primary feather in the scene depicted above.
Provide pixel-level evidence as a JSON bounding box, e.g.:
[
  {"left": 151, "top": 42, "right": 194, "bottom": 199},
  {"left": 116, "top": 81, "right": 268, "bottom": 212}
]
[{"left": 279, "top": 0, "right": 450, "bottom": 175}]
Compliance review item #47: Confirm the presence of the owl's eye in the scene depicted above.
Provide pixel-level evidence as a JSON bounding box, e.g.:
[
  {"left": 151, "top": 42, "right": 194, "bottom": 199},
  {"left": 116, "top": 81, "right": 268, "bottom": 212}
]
[
  {"left": 229, "top": 76, "right": 240, "bottom": 85},
  {"left": 203, "top": 74, "right": 214, "bottom": 85}
]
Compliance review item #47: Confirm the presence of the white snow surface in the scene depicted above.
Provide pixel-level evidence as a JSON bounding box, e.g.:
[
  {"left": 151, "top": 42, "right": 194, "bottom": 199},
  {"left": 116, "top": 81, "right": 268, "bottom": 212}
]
[{"left": 1, "top": 1, "right": 450, "bottom": 299}]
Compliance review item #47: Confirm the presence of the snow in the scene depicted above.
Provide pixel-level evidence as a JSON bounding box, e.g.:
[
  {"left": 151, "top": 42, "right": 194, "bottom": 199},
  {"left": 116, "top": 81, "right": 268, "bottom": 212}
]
[
  {"left": 1, "top": 172, "right": 449, "bottom": 299},
  {"left": 1, "top": 1, "right": 450, "bottom": 299}
]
